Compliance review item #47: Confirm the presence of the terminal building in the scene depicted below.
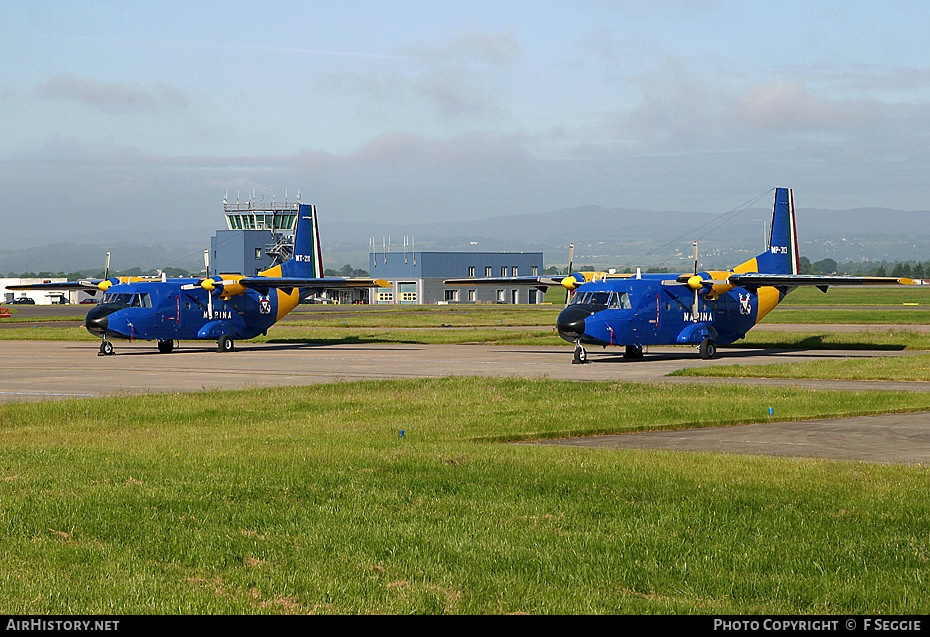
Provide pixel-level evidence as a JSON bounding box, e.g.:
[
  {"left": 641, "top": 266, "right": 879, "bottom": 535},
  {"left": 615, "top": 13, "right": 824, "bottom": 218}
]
[
  {"left": 211, "top": 194, "right": 547, "bottom": 305},
  {"left": 369, "top": 247, "right": 545, "bottom": 305}
]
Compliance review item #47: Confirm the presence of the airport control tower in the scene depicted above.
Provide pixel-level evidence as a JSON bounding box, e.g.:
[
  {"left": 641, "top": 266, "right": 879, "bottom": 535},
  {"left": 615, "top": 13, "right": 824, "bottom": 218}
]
[{"left": 210, "top": 192, "right": 302, "bottom": 276}]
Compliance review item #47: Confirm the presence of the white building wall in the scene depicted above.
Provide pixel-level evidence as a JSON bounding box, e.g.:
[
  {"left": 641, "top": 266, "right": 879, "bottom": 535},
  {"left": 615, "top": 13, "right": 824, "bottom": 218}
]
[{"left": 0, "top": 278, "right": 70, "bottom": 305}]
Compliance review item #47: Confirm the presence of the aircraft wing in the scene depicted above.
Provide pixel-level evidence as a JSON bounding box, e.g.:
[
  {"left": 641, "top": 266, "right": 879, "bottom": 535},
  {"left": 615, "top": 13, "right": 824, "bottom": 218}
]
[
  {"left": 5, "top": 280, "right": 104, "bottom": 291},
  {"left": 444, "top": 276, "right": 566, "bottom": 287},
  {"left": 728, "top": 273, "right": 918, "bottom": 290},
  {"left": 237, "top": 276, "right": 390, "bottom": 293}
]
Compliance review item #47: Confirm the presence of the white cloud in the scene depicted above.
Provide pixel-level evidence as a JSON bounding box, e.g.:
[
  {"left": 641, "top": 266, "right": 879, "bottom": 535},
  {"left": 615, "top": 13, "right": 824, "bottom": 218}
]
[{"left": 33, "top": 73, "right": 189, "bottom": 114}]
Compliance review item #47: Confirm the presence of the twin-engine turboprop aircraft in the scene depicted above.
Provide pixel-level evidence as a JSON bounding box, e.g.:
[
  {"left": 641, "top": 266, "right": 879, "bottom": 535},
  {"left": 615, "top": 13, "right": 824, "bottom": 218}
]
[
  {"left": 446, "top": 187, "right": 916, "bottom": 363},
  {"left": 9, "top": 204, "right": 388, "bottom": 355}
]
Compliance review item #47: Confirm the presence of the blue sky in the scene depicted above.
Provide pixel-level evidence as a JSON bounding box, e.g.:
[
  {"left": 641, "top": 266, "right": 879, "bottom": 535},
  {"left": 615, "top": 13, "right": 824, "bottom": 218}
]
[{"left": 3, "top": 0, "right": 930, "bottom": 244}]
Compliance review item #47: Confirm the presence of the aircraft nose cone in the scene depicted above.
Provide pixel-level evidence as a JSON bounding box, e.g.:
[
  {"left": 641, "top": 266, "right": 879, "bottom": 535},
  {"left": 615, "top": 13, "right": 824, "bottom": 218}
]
[
  {"left": 84, "top": 306, "right": 110, "bottom": 336},
  {"left": 557, "top": 306, "right": 589, "bottom": 339}
]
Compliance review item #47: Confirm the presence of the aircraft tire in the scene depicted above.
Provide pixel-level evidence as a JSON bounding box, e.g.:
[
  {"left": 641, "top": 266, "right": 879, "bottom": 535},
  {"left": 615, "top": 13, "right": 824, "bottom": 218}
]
[
  {"left": 624, "top": 345, "right": 644, "bottom": 359},
  {"left": 572, "top": 345, "right": 587, "bottom": 364},
  {"left": 699, "top": 339, "right": 717, "bottom": 360},
  {"left": 99, "top": 340, "right": 114, "bottom": 356},
  {"left": 157, "top": 340, "right": 174, "bottom": 354},
  {"left": 218, "top": 335, "right": 234, "bottom": 353}
]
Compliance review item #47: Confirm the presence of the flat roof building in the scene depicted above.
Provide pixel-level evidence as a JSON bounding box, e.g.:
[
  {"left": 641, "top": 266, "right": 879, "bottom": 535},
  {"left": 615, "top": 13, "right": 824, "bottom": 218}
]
[{"left": 369, "top": 249, "right": 545, "bottom": 305}]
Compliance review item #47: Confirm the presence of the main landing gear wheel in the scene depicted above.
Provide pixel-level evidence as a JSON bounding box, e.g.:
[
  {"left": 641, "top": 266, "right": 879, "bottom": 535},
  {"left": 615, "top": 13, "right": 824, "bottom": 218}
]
[
  {"left": 624, "top": 345, "right": 644, "bottom": 359},
  {"left": 99, "top": 340, "right": 114, "bottom": 356},
  {"left": 699, "top": 338, "right": 717, "bottom": 360},
  {"left": 157, "top": 340, "right": 175, "bottom": 354},
  {"left": 218, "top": 335, "right": 235, "bottom": 353},
  {"left": 572, "top": 344, "right": 588, "bottom": 364}
]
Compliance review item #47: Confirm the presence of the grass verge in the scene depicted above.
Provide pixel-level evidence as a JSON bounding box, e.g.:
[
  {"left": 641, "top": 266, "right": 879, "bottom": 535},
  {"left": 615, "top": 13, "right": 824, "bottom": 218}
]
[
  {"left": 671, "top": 352, "right": 930, "bottom": 382},
  {"left": 2, "top": 378, "right": 930, "bottom": 614}
]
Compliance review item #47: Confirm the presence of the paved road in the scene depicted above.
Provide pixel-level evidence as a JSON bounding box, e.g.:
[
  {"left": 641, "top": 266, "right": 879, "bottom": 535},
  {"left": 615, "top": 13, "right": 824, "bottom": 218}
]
[
  {"left": 2, "top": 339, "right": 929, "bottom": 465},
  {"left": 2, "top": 339, "right": 928, "bottom": 399},
  {"left": 534, "top": 413, "right": 930, "bottom": 466}
]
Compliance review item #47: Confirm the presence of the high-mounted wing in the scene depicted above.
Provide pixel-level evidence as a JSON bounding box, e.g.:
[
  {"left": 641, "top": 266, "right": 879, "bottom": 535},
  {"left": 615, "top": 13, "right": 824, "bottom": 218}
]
[
  {"left": 6, "top": 280, "right": 103, "bottom": 291},
  {"left": 726, "top": 273, "right": 917, "bottom": 291},
  {"left": 443, "top": 272, "right": 636, "bottom": 289},
  {"left": 237, "top": 276, "right": 390, "bottom": 294},
  {"left": 443, "top": 276, "right": 566, "bottom": 288},
  {"left": 7, "top": 275, "right": 167, "bottom": 293}
]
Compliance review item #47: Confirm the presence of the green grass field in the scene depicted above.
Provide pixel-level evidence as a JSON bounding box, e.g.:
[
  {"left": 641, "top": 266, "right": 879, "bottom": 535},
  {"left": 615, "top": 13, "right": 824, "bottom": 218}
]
[
  {"left": 2, "top": 378, "right": 930, "bottom": 614},
  {"left": 671, "top": 352, "right": 930, "bottom": 382}
]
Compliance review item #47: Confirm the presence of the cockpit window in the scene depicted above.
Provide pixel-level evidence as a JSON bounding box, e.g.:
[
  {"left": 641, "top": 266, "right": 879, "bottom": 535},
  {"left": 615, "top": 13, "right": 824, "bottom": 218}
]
[
  {"left": 570, "top": 290, "right": 631, "bottom": 309},
  {"left": 609, "top": 292, "right": 632, "bottom": 309},
  {"left": 103, "top": 292, "right": 152, "bottom": 308}
]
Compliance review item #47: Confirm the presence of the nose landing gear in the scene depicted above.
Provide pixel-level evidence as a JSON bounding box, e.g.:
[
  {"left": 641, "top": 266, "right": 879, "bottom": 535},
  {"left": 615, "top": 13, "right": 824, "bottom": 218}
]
[{"left": 572, "top": 342, "right": 587, "bottom": 364}]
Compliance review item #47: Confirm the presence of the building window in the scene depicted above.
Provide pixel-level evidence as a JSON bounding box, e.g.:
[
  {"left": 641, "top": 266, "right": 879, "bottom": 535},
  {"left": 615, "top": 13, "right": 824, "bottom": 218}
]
[
  {"left": 496, "top": 289, "right": 505, "bottom": 302},
  {"left": 255, "top": 248, "right": 262, "bottom": 259},
  {"left": 445, "top": 289, "right": 459, "bottom": 302},
  {"left": 468, "top": 289, "right": 476, "bottom": 302},
  {"left": 501, "top": 266, "right": 507, "bottom": 277},
  {"left": 532, "top": 266, "right": 538, "bottom": 276},
  {"left": 485, "top": 266, "right": 492, "bottom": 277},
  {"left": 377, "top": 291, "right": 395, "bottom": 304},
  {"left": 468, "top": 266, "right": 475, "bottom": 277},
  {"left": 511, "top": 266, "right": 518, "bottom": 276}
]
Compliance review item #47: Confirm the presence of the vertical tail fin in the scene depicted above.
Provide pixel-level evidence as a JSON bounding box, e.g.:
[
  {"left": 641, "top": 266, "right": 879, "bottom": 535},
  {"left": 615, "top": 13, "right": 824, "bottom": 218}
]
[
  {"left": 274, "top": 203, "right": 324, "bottom": 278},
  {"left": 734, "top": 187, "right": 800, "bottom": 275}
]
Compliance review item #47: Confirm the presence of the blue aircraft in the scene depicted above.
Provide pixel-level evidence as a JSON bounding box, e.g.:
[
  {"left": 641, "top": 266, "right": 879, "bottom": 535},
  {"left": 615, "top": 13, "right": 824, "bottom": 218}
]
[
  {"left": 446, "top": 187, "right": 917, "bottom": 363},
  {"left": 9, "top": 204, "right": 388, "bottom": 355}
]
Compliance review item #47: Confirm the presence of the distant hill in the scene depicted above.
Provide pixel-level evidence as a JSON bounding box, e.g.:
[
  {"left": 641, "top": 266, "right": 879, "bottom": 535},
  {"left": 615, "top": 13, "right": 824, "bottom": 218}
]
[
  {"left": 3, "top": 205, "right": 929, "bottom": 275},
  {"left": 0, "top": 241, "right": 206, "bottom": 276},
  {"left": 319, "top": 205, "right": 930, "bottom": 270}
]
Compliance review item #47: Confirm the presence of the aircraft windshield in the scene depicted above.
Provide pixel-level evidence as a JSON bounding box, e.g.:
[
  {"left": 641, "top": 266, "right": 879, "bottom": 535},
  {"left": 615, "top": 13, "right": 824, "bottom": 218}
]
[
  {"left": 569, "top": 291, "right": 631, "bottom": 309},
  {"left": 102, "top": 292, "right": 153, "bottom": 308}
]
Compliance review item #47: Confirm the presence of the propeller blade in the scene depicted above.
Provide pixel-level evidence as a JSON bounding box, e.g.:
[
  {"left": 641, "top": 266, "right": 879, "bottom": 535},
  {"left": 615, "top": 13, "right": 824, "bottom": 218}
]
[
  {"left": 691, "top": 241, "right": 699, "bottom": 319},
  {"left": 104, "top": 251, "right": 111, "bottom": 280},
  {"left": 564, "top": 243, "right": 574, "bottom": 306},
  {"left": 203, "top": 249, "right": 213, "bottom": 318}
]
